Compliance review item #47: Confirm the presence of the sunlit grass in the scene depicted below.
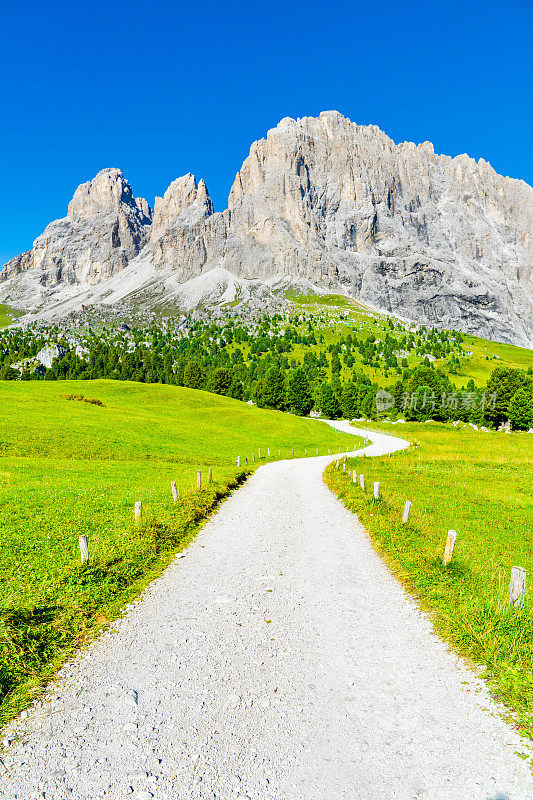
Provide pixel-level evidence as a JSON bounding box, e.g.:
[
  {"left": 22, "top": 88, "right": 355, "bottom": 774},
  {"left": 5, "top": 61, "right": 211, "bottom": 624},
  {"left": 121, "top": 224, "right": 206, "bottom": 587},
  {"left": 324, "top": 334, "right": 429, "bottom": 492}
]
[
  {"left": 325, "top": 422, "right": 533, "bottom": 739},
  {"left": 0, "top": 379, "right": 364, "bottom": 725}
]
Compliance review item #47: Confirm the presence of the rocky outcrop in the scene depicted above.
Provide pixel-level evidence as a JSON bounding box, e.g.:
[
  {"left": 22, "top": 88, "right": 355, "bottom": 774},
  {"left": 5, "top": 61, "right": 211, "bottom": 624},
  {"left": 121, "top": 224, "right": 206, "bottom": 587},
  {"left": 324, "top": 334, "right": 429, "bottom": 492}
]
[
  {"left": 1, "top": 168, "right": 152, "bottom": 287},
  {"left": 142, "top": 112, "right": 532, "bottom": 344},
  {"left": 2, "top": 113, "right": 532, "bottom": 345}
]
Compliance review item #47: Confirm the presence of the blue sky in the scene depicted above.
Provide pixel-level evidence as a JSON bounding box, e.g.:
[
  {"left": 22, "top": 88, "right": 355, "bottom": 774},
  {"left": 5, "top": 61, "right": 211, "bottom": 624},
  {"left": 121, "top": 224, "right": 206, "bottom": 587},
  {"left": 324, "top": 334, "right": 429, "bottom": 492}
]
[{"left": 1, "top": 0, "right": 531, "bottom": 265}]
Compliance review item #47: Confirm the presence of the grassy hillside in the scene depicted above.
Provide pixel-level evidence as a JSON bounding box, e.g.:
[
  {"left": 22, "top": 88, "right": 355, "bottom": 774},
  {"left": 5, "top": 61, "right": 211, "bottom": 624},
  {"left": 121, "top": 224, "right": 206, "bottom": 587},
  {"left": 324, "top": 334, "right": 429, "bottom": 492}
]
[
  {"left": 325, "top": 422, "right": 533, "bottom": 740},
  {"left": 0, "top": 304, "right": 21, "bottom": 328},
  {"left": 0, "top": 380, "right": 364, "bottom": 725},
  {"left": 289, "top": 292, "right": 532, "bottom": 386}
]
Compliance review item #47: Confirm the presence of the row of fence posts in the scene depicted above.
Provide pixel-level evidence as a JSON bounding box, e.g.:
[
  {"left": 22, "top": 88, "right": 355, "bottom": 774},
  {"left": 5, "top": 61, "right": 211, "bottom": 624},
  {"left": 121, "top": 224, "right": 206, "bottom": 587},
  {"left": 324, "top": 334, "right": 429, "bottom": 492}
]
[
  {"left": 336, "top": 456, "right": 527, "bottom": 608},
  {"left": 77, "top": 466, "right": 216, "bottom": 564},
  {"left": 77, "top": 441, "right": 361, "bottom": 566}
]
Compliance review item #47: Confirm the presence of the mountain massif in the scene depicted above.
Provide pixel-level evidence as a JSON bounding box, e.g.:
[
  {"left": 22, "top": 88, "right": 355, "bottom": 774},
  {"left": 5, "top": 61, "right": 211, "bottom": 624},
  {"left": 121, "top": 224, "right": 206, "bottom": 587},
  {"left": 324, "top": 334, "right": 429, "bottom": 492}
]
[{"left": 2, "top": 111, "right": 532, "bottom": 345}]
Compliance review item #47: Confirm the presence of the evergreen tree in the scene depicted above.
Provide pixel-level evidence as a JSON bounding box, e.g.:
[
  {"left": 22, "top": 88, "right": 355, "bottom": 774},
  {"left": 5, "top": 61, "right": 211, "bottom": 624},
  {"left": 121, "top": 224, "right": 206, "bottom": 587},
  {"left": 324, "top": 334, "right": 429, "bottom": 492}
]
[
  {"left": 183, "top": 359, "right": 204, "bottom": 390},
  {"left": 209, "top": 367, "right": 232, "bottom": 396},
  {"left": 484, "top": 368, "right": 533, "bottom": 426},
  {"left": 317, "top": 383, "right": 342, "bottom": 419},
  {"left": 261, "top": 366, "right": 285, "bottom": 410},
  {"left": 286, "top": 367, "right": 313, "bottom": 416},
  {"left": 508, "top": 389, "right": 533, "bottom": 431},
  {"left": 340, "top": 382, "right": 359, "bottom": 418}
]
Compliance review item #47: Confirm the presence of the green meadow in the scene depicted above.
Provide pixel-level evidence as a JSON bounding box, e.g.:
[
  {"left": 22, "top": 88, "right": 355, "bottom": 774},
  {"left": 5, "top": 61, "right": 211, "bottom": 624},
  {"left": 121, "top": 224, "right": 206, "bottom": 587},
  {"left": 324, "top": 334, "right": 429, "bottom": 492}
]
[
  {"left": 0, "top": 304, "right": 21, "bottom": 328},
  {"left": 0, "top": 379, "right": 364, "bottom": 724},
  {"left": 288, "top": 292, "right": 533, "bottom": 387},
  {"left": 325, "top": 422, "right": 533, "bottom": 739}
]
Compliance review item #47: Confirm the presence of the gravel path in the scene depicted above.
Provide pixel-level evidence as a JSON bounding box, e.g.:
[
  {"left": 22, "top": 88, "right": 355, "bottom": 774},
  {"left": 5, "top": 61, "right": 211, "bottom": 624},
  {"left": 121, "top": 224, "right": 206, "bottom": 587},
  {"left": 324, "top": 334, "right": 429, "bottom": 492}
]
[{"left": 2, "top": 423, "right": 532, "bottom": 800}]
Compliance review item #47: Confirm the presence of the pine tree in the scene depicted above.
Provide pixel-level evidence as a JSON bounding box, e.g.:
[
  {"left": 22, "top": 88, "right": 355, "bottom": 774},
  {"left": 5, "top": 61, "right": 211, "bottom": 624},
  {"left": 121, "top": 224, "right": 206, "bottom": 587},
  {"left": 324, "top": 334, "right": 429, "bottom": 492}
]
[
  {"left": 317, "top": 383, "right": 342, "bottom": 419},
  {"left": 286, "top": 368, "right": 313, "bottom": 416},
  {"left": 508, "top": 389, "right": 533, "bottom": 431}
]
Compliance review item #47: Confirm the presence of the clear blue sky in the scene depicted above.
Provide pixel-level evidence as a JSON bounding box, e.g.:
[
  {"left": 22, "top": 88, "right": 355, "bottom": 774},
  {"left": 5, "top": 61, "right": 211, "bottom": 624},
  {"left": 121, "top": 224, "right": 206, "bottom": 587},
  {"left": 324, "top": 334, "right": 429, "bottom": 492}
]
[{"left": 1, "top": 0, "right": 531, "bottom": 265}]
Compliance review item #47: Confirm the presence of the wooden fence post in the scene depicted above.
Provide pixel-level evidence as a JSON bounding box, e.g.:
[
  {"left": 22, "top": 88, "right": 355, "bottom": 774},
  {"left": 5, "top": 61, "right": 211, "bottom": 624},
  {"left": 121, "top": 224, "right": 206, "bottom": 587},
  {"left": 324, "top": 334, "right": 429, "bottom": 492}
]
[
  {"left": 402, "top": 500, "right": 412, "bottom": 523},
  {"left": 171, "top": 481, "right": 178, "bottom": 502},
  {"left": 197, "top": 470, "right": 202, "bottom": 489},
  {"left": 268, "top": 447, "right": 270, "bottom": 456},
  {"left": 208, "top": 468, "right": 213, "bottom": 483},
  {"left": 352, "top": 471, "right": 357, "bottom": 483},
  {"left": 316, "top": 448, "right": 318, "bottom": 455},
  {"left": 252, "top": 453, "right": 255, "bottom": 463},
  {"left": 373, "top": 482, "right": 380, "bottom": 500},
  {"left": 237, "top": 456, "right": 241, "bottom": 467},
  {"left": 342, "top": 462, "right": 346, "bottom": 473},
  {"left": 278, "top": 449, "right": 281, "bottom": 456},
  {"left": 443, "top": 530, "right": 457, "bottom": 565},
  {"left": 258, "top": 448, "right": 261, "bottom": 459},
  {"left": 292, "top": 448, "right": 294, "bottom": 455},
  {"left": 509, "top": 566, "right": 526, "bottom": 607},
  {"left": 360, "top": 475, "right": 365, "bottom": 491},
  {"left": 305, "top": 448, "right": 307, "bottom": 455},
  {"left": 79, "top": 535, "right": 89, "bottom": 563},
  {"left": 134, "top": 501, "right": 142, "bottom": 523}
]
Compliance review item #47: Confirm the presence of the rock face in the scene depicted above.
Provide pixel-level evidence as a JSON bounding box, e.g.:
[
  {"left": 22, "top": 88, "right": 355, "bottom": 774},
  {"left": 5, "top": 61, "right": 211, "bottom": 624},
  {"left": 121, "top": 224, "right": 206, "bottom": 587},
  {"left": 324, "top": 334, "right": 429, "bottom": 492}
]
[
  {"left": 2, "top": 113, "right": 532, "bottom": 345},
  {"left": 1, "top": 168, "right": 152, "bottom": 287}
]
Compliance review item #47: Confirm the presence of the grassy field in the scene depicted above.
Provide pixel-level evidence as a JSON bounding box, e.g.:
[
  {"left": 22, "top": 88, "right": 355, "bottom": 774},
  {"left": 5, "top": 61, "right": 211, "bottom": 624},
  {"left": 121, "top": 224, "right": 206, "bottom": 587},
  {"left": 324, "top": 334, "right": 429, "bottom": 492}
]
[
  {"left": 0, "top": 304, "right": 21, "bottom": 328},
  {"left": 288, "top": 292, "right": 533, "bottom": 387},
  {"left": 0, "top": 379, "right": 364, "bottom": 725},
  {"left": 325, "top": 422, "right": 533, "bottom": 740}
]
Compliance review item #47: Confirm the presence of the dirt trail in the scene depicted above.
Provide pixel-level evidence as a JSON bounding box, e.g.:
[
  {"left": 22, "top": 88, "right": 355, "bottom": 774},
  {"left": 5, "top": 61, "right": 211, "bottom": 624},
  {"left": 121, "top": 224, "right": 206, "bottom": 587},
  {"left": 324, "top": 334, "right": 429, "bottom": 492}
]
[{"left": 1, "top": 424, "right": 531, "bottom": 800}]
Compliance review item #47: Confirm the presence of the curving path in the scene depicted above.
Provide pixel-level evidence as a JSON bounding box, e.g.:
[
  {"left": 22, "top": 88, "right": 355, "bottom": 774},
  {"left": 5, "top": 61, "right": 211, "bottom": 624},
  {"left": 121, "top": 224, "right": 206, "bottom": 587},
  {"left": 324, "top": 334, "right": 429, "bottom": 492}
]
[{"left": 1, "top": 424, "right": 532, "bottom": 800}]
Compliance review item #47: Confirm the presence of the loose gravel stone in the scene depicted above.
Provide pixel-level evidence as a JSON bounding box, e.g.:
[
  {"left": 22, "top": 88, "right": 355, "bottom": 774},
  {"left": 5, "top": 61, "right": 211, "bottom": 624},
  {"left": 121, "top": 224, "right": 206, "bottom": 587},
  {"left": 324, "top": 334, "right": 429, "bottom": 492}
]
[{"left": 0, "top": 423, "right": 532, "bottom": 799}]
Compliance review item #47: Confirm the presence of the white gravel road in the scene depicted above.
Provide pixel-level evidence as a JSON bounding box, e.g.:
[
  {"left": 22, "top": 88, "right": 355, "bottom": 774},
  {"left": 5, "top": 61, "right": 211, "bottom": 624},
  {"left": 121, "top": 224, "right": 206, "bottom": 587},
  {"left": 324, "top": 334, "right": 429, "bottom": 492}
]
[{"left": 1, "top": 422, "right": 532, "bottom": 800}]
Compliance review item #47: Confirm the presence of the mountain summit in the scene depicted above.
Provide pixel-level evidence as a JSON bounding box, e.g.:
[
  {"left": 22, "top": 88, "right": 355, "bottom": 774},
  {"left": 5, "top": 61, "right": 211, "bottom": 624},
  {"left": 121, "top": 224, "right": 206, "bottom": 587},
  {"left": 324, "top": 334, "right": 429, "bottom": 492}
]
[{"left": 2, "top": 112, "right": 532, "bottom": 345}]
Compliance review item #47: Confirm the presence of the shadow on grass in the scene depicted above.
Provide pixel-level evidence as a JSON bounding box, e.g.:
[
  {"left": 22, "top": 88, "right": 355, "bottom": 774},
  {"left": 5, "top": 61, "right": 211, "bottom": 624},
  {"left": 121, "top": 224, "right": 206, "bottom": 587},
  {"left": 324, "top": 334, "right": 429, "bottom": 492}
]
[{"left": 0, "top": 606, "right": 63, "bottom": 703}]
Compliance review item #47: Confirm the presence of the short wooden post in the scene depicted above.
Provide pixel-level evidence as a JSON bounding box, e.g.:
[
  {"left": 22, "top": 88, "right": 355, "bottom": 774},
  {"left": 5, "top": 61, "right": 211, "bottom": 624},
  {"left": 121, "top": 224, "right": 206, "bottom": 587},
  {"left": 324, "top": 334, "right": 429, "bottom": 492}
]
[
  {"left": 342, "top": 462, "right": 346, "bottom": 473},
  {"left": 252, "top": 453, "right": 255, "bottom": 463},
  {"left": 134, "top": 501, "right": 142, "bottom": 523},
  {"left": 336, "top": 460, "right": 340, "bottom": 470},
  {"left": 197, "top": 470, "right": 202, "bottom": 489},
  {"left": 79, "top": 535, "right": 89, "bottom": 563},
  {"left": 268, "top": 448, "right": 270, "bottom": 456},
  {"left": 373, "top": 482, "right": 380, "bottom": 500},
  {"left": 509, "top": 566, "right": 526, "bottom": 607},
  {"left": 443, "top": 530, "right": 457, "bottom": 566},
  {"left": 258, "top": 448, "right": 261, "bottom": 459},
  {"left": 328, "top": 448, "right": 330, "bottom": 454},
  {"left": 278, "top": 449, "right": 281, "bottom": 456},
  {"left": 352, "top": 471, "right": 357, "bottom": 483},
  {"left": 237, "top": 456, "right": 241, "bottom": 468},
  {"left": 402, "top": 500, "right": 412, "bottom": 523},
  {"left": 171, "top": 481, "right": 178, "bottom": 502},
  {"left": 316, "top": 448, "right": 318, "bottom": 455},
  {"left": 305, "top": 448, "right": 307, "bottom": 455},
  {"left": 292, "top": 448, "right": 294, "bottom": 455},
  {"left": 360, "top": 474, "right": 365, "bottom": 491},
  {"left": 208, "top": 468, "right": 212, "bottom": 483}
]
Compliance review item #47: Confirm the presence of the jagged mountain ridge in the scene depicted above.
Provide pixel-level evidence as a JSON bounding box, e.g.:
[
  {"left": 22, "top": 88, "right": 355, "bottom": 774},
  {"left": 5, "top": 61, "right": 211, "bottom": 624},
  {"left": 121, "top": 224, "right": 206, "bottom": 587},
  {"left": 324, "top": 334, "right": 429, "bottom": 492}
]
[{"left": 2, "top": 111, "right": 532, "bottom": 345}]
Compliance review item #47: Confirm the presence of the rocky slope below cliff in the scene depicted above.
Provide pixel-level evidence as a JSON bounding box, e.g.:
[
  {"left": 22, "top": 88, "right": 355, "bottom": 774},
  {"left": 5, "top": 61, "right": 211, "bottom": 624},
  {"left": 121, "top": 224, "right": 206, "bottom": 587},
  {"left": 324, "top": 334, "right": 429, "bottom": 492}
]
[{"left": 1, "top": 112, "right": 531, "bottom": 345}]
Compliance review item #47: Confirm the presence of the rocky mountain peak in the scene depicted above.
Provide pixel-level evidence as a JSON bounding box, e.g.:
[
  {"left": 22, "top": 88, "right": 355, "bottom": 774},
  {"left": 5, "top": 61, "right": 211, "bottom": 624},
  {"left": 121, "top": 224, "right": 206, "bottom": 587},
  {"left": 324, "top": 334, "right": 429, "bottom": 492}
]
[
  {"left": 68, "top": 168, "right": 137, "bottom": 220},
  {"left": 1, "top": 169, "right": 153, "bottom": 287},
  {"left": 1, "top": 112, "right": 531, "bottom": 346},
  {"left": 151, "top": 173, "right": 214, "bottom": 239}
]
